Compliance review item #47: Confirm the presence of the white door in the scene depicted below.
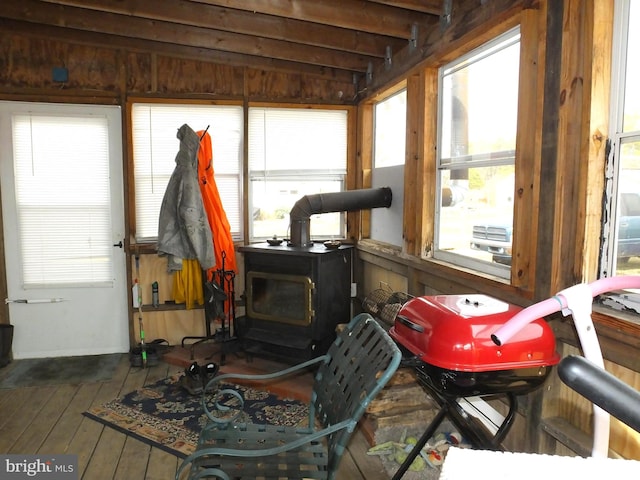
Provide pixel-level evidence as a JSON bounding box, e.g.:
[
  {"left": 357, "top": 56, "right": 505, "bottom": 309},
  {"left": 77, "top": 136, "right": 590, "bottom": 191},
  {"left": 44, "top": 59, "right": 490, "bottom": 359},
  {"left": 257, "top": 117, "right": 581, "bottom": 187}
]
[{"left": 0, "top": 102, "right": 128, "bottom": 359}]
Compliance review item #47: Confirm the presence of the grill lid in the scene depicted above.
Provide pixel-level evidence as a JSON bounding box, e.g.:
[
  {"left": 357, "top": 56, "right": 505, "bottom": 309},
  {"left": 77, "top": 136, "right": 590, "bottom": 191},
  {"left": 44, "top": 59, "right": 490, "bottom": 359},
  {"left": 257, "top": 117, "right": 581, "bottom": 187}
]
[{"left": 389, "top": 294, "right": 560, "bottom": 372}]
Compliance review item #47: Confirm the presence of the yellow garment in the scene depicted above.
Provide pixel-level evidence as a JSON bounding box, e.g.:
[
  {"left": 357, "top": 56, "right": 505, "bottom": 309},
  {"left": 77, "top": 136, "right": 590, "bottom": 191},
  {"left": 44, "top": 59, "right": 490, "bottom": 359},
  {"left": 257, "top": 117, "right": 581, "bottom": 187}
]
[{"left": 172, "top": 259, "right": 204, "bottom": 309}]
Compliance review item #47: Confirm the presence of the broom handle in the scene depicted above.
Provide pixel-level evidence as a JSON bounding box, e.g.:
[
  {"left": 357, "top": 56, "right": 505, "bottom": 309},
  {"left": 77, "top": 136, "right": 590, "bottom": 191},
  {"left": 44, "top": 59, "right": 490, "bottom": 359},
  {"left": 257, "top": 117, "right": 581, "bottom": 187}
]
[{"left": 135, "top": 254, "right": 147, "bottom": 368}]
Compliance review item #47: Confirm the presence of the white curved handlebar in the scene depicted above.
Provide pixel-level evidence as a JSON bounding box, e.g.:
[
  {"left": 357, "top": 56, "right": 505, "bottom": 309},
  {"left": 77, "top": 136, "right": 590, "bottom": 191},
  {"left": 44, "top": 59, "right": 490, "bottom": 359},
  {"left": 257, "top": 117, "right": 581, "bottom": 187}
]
[
  {"left": 492, "top": 275, "right": 640, "bottom": 346},
  {"left": 492, "top": 275, "right": 640, "bottom": 458}
]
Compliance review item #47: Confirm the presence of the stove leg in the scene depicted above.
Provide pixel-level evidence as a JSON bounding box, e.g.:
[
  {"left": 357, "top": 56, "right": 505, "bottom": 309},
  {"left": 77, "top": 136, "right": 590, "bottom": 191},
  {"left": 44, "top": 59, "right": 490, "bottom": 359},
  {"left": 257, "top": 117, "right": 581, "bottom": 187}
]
[{"left": 391, "top": 405, "right": 448, "bottom": 480}]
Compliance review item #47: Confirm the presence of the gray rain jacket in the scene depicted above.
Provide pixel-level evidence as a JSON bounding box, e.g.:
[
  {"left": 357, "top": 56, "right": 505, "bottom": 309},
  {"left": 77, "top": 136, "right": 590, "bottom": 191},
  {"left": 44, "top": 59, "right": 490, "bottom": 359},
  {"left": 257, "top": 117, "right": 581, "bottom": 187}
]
[{"left": 157, "top": 124, "right": 215, "bottom": 272}]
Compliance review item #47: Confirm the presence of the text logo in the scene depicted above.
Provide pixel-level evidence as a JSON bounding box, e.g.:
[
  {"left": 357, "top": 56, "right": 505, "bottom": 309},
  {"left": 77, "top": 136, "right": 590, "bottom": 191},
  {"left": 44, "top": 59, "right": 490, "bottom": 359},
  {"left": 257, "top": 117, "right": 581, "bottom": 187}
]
[{"left": 0, "top": 455, "right": 77, "bottom": 479}]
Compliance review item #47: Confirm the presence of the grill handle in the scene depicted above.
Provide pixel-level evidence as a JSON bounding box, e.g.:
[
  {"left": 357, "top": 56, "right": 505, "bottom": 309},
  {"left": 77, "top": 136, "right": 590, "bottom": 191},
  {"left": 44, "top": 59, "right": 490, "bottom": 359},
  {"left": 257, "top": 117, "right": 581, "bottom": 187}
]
[{"left": 396, "top": 315, "right": 424, "bottom": 333}]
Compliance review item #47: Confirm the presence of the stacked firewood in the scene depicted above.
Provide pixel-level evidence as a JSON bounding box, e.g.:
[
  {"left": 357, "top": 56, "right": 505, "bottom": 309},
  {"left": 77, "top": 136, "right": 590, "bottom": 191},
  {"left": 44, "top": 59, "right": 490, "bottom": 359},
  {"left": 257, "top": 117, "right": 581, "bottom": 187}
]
[{"left": 366, "top": 367, "right": 438, "bottom": 429}]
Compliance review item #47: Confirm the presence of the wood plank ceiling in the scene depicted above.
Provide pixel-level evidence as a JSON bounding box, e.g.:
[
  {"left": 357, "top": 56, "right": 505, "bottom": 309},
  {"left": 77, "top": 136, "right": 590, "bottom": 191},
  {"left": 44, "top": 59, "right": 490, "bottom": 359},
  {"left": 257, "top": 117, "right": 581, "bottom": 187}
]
[{"left": 0, "top": 0, "right": 444, "bottom": 93}]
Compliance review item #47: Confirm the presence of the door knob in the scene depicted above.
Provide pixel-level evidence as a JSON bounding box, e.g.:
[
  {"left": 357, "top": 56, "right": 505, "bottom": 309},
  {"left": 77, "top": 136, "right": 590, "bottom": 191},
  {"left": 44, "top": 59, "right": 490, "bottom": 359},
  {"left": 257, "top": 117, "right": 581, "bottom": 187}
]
[{"left": 113, "top": 240, "right": 123, "bottom": 248}]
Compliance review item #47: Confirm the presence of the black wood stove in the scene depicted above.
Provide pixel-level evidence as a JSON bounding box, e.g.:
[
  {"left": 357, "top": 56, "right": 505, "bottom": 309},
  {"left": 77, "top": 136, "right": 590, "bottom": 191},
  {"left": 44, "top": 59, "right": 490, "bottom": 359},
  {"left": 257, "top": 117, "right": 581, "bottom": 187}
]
[
  {"left": 236, "top": 187, "right": 392, "bottom": 362},
  {"left": 236, "top": 242, "right": 353, "bottom": 362}
]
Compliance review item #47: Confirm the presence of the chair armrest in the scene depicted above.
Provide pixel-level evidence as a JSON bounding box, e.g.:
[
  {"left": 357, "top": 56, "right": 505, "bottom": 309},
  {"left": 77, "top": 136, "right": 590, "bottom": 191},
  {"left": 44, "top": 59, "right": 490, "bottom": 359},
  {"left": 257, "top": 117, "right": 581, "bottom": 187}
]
[
  {"left": 201, "top": 354, "right": 328, "bottom": 425},
  {"left": 203, "top": 354, "right": 328, "bottom": 391},
  {"left": 175, "top": 418, "right": 356, "bottom": 480}
]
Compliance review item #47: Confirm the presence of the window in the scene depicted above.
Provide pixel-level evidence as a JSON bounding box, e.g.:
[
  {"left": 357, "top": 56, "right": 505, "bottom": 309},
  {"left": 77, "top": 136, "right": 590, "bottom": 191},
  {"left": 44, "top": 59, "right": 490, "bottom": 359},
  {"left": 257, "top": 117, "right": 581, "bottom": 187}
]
[
  {"left": 371, "top": 89, "right": 406, "bottom": 245},
  {"left": 11, "top": 113, "right": 114, "bottom": 286},
  {"left": 434, "top": 28, "right": 521, "bottom": 279},
  {"left": 374, "top": 89, "right": 406, "bottom": 168},
  {"left": 248, "top": 106, "right": 348, "bottom": 241},
  {"left": 131, "top": 102, "right": 243, "bottom": 242},
  {"left": 601, "top": 0, "right": 640, "bottom": 288}
]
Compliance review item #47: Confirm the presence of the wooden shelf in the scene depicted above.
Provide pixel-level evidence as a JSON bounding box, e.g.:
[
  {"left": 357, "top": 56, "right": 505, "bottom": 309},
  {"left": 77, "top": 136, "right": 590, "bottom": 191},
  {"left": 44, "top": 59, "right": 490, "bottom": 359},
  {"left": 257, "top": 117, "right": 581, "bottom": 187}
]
[{"left": 131, "top": 303, "right": 204, "bottom": 313}]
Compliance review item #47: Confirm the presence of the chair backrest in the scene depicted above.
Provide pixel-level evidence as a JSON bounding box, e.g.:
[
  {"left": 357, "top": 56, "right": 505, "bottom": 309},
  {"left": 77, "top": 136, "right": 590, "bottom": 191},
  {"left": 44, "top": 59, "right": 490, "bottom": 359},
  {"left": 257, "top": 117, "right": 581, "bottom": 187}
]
[{"left": 311, "top": 312, "right": 401, "bottom": 476}]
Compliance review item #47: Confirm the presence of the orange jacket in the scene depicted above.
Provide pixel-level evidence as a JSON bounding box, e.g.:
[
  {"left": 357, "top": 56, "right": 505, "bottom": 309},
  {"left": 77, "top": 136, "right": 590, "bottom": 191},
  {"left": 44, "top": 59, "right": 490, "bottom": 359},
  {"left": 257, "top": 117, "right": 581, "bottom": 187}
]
[{"left": 197, "top": 130, "right": 238, "bottom": 280}]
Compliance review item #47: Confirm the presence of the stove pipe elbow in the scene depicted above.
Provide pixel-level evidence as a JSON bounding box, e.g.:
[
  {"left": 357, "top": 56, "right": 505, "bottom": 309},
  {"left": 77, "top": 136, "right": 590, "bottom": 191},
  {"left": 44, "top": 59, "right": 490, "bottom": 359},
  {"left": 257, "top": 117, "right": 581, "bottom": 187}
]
[{"left": 289, "top": 187, "right": 392, "bottom": 247}]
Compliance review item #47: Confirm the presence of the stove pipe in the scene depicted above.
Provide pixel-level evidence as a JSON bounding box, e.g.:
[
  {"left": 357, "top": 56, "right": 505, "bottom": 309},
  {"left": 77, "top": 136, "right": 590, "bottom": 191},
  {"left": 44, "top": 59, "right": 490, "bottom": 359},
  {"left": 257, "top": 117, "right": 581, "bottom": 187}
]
[{"left": 289, "top": 187, "right": 392, "bottom": 247}]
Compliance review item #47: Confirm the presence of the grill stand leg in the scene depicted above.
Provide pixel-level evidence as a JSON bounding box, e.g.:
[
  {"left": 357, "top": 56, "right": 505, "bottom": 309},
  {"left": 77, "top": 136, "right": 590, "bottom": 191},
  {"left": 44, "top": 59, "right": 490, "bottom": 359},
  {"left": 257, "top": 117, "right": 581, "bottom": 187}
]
[
  {"left": 392, "top": 405, "right": 448, "bottom": 480},
  {"left": 392, "top": 377, "right": 520, "bottom": 479}
]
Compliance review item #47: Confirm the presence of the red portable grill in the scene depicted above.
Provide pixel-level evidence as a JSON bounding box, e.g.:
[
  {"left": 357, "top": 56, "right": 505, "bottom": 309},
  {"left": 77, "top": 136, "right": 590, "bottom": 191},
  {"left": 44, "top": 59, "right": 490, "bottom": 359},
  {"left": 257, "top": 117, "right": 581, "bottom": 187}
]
[{"left": 387, "top": 294, "right": 560, "bottom": 479}]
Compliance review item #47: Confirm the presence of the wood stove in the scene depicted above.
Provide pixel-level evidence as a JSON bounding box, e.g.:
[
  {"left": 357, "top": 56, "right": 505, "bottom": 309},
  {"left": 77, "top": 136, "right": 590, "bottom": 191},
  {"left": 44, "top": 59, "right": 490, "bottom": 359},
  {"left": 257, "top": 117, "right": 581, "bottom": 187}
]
[
  {"left": 237, "top": 242, "right": 352, "bottom": 362},
  {"left": 236, "top": 187, "right": 391, "bottom": 362}
]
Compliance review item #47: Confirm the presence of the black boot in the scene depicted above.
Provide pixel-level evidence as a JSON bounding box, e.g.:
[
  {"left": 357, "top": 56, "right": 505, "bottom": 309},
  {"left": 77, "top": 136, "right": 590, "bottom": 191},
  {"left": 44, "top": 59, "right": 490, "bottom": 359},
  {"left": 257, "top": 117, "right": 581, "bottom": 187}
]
[
  {"left": 180, "top": 362, "right": 204, "bottom": 395},
  {"left": 202, "top": 362, "right": 219, "bottom": 392}
]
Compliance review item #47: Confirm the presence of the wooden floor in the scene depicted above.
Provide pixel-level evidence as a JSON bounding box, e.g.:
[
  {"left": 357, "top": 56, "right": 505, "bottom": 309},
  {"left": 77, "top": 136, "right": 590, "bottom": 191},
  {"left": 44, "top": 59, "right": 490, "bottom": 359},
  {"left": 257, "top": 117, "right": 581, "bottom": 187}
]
[{"left": 0, "top": 349, "right": 392, "bottom": 480}]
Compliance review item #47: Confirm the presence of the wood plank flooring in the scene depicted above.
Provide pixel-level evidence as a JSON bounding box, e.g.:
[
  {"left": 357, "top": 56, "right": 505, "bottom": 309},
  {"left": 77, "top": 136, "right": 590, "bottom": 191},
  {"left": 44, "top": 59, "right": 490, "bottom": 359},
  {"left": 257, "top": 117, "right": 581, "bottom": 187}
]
[{"left": 0, "top": 353, "right": 392, "bottom": 480}]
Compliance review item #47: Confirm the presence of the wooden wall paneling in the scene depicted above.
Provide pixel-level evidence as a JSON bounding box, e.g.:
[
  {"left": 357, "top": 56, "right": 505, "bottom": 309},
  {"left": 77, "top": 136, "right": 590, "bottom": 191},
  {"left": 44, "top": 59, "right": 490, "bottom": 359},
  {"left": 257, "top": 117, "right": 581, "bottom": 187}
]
[
  {"left": 351, "top": 103, "right": 373, "bottom": 291},
  {"left": 132, "top": 309, "right": 206, "bottom": 349},
  {"left": 403, "top": 73, "right": 422, "bottom": 257},
  {"left": 550, "top": 0, "right": 593, "bottom": 290},
  {"left": 245, "top": 70, "right": 304, "bottom": 102},
  {"left": 130, "top": 254, "right": 206, "bottom": 347},
  {"left": 345, "top": 102, "right": 359, "bottom": 242},
  {"left": 355, "top": 103, "right": 374, "bottom": 240},
  {"left": 156, "top": 57, "right": 243, "bottom": 96},
  {"left": 578, "top": 0, "right": 614, "bottom": 281},
  {"left": 118, "top": 53, "right": 133, "bottom": 347},
  {"left": 605, "top": 361, "right": 640, "bottom": 458},
  {"left": 544, "top": 341, "right": 640, "bottom": 459},
  {"left": 512, "top": 5, "right": 545, "bottom": 291},
  {"left": 124, "top": 52, "right": 153, "bottom": 94},
  {"left": 534, "top": 0, "right": 563, "bottom": 300},
  {"left": 361, "top": 262, "right": 408, "bottom": 302},
  {"left": 298, "top": 76, "right": 357, "bottom": 105},
  {"left": 0, "top": 33, "right": 121, "bottom": 92},
  {"left": 421, "top": 68, "right": 438, "bottom": 259}
]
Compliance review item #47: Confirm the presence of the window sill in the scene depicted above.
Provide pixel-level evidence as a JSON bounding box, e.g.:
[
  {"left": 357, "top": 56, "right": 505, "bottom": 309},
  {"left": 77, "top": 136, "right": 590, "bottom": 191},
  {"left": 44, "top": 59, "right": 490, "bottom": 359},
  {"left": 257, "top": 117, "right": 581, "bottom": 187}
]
[{"left": 356, "top": 239, "right": 524, "bottom": 303}]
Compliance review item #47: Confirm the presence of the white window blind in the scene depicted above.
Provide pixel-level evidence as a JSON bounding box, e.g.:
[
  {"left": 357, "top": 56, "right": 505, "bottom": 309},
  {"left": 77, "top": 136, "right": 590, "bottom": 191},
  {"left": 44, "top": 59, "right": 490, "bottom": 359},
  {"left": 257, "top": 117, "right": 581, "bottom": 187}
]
[
  {"left": 248, "top": 107, "right": 348, "bottom": 241},
  {"left": 248, "top": 108, "right": 347, "bottom": 173},
  {"left": 131, "top": 103, "right": 243, "bottom": 241},
  {"left": 12, "top": 114, "right": 113, "bottom": 286}
]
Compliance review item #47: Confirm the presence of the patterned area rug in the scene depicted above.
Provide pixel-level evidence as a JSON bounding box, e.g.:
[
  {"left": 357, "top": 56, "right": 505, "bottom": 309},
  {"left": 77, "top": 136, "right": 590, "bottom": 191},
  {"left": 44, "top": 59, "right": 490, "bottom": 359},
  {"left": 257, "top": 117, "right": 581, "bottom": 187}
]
[{"left": 83, "top": 374, "right": 309, "bottom": 458}]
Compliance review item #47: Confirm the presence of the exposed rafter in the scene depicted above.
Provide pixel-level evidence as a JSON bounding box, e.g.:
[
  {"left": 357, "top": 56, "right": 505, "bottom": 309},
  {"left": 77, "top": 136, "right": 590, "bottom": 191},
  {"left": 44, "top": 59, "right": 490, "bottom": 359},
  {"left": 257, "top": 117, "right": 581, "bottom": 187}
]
[{"left": 0, "top": 0, "right": 442, "bottom": 78}]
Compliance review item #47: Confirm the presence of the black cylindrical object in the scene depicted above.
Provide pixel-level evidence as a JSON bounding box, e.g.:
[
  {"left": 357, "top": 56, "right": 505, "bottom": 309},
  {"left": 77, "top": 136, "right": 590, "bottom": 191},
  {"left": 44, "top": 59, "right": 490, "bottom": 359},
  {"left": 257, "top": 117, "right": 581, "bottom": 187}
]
[
  {"left": 558, "top": 355, "right": 640, "bottom": 434},
  {"left": 289, "top": 187, "right": 392, "bottom": 247},
  {"left": 152, "top": 281, "right": 159, "bottom": 308},
  {"left": 0, "top": 324, "right": 14, "bottom": 368}
]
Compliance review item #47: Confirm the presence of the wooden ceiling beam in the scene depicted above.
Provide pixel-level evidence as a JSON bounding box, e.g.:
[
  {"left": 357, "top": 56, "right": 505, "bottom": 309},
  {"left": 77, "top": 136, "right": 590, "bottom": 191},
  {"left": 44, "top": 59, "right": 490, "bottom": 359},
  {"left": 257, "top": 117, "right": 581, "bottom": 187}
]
[
  {"left": 0, "top": 18, "right": 357, "bottom": 84},
  {"left": 39, "top": 0, "right": 405, "bottom": 57},
  {"left": 368, "top": 0, "right": 442, "bottom": 15},
  {"left": 0, "top": 0, "right": 376, "bottom": 72},
  {"left": 188, "top": 0, "right": 435, "bottom": 39}
]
